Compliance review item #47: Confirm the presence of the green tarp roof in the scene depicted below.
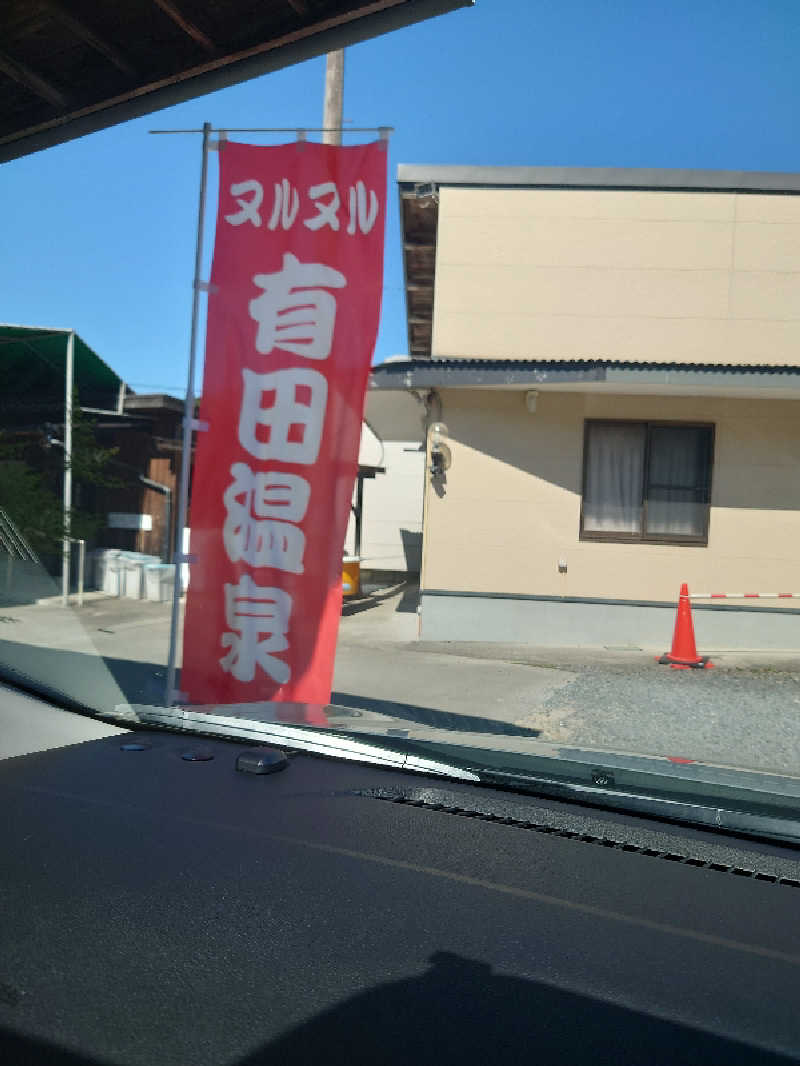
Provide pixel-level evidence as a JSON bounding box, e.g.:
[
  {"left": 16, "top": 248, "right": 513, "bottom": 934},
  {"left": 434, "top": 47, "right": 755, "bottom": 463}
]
[{"left": 0, "top": 325, "right": 123, "bottom": 426}]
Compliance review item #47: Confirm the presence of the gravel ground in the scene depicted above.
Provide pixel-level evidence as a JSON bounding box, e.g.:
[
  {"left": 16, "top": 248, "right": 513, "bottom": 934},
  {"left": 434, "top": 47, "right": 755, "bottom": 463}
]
[
  {"left": 414, "top": 637, "right": 800, "bottom": 774},
  {"left": 529, "top": 664, "right": 800, "bottom": 774}
]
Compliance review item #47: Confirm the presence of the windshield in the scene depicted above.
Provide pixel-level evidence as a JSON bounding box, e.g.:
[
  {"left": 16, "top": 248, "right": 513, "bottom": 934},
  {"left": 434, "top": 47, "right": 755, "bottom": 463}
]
[{"left": 2, "top": 0, "right": 800, "bottom": 835}]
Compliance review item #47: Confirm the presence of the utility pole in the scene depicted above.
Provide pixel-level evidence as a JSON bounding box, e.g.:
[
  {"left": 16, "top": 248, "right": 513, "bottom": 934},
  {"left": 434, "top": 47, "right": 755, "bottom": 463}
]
[
  {"left": 61, "top": 331, "right": 74, "bottom": 606},
  {"left": 322, "top": 49, "right": 344, "bottom": 145}
]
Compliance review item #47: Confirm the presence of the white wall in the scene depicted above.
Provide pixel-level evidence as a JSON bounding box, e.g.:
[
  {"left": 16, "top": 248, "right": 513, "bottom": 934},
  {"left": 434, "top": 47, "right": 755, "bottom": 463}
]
[{"left": 346, "top": 439, "right": 424, "bottom": 573}]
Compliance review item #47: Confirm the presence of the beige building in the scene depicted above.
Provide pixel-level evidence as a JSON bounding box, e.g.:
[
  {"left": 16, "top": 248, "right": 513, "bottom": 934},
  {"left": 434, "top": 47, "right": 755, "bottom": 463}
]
[{"left": 370, "top": 166, "right": 800, "bottom": 649}]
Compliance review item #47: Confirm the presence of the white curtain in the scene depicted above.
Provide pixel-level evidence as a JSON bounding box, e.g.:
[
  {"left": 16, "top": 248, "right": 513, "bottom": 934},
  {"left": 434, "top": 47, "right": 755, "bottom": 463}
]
[
  {"left": 645, "top": 427, "right": 707, "bottom": 537},
  {"left": 583, "top": 423, "right": 645, "bottom": 533}
]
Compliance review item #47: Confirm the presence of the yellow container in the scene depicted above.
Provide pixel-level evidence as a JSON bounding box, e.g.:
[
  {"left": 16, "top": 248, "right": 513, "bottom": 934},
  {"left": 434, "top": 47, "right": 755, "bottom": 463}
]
[{"left": 342, "top": 555, "right": 361, "bottom": 598}]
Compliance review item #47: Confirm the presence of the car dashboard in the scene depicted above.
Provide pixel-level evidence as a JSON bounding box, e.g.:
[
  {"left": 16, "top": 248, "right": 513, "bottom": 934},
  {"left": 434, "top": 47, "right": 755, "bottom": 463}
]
[{"left": 2, "top": 696, "right": 800, "bottom": 1064}]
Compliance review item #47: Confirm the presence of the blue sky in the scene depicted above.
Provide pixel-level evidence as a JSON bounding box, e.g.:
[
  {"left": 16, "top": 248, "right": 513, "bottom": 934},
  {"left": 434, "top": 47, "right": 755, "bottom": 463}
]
[{"left": 2, "top": 0, "right": 799, "bottom": 395}]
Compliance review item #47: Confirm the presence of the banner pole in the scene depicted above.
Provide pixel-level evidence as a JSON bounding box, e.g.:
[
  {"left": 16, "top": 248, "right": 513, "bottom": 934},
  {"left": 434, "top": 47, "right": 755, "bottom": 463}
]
[{"left": 166, "top": 121, "right": 212, "bottom": 706}]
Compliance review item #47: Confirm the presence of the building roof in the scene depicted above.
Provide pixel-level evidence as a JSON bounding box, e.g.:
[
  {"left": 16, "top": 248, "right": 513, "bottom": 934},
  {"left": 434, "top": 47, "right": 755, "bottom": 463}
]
[
  {"left": 397, "top": 163, "right": 800, "bottom": 361},
  {"left": 370, "top": 357, "right": 800, "bottom": 400},
  {"left": 397, "top": 164, "right": 800, "bottom": 194},
  {"left": 0, "top": 0, "right": 471, "bottom": 163},
  {"left": 123, "top": 393, "right": 184, "bottom": 413},
  {"left": 0, "top": 324, "right": 124, "bottom": 425},
  {"left": 365, "top": 386, "right": 424, "bottom": 441}
]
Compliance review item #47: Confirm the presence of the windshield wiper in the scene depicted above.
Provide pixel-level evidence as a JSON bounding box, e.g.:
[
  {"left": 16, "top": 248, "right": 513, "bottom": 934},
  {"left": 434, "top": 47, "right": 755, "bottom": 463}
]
[
  {"left": 118, "top": 702, "right": 481, "bottom": 782},
  {"left": 115, "top": 698, "right": 800, "bottom": 848}
]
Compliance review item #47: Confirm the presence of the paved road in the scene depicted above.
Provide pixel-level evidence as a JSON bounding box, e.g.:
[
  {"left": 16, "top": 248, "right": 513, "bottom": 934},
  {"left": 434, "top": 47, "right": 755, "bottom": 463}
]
[{"left": 2, "top": 584, "right": 800, "bottom": 775}]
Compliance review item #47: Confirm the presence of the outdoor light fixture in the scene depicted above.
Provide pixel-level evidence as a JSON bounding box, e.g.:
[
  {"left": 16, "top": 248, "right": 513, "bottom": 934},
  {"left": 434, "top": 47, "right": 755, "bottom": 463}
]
[{"left": 429, "top": 421, "right": 452, "bottom": 476}]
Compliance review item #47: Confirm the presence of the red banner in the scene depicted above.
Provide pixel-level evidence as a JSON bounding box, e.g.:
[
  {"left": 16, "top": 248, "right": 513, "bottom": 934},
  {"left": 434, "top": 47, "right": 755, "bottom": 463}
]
[{"left": 181, "top": 139, "right": 387, "bottom": 707}]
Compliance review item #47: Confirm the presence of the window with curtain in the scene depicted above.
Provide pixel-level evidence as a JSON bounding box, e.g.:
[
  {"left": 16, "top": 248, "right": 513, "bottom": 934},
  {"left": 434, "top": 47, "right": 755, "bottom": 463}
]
[{"left": 581, "top": 421, "right": 713, "bottom": 544}]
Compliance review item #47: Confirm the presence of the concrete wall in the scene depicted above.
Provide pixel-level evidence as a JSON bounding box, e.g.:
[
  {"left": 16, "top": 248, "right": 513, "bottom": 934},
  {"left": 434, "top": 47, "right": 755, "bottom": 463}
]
[
  {"left": 419, "top": 593, "right": 800, "bottom": 651},
  {"left": 420, "top": 390, "right": 800, "bottom": 642},
  {"left": 433, "top": 187, "right": 800, "bottom": 366}
]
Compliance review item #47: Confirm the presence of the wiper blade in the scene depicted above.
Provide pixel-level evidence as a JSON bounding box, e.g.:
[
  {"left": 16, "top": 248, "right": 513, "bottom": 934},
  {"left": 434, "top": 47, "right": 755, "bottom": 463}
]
[
  {"left": 118, "top": 702, "right": 481, "bottom": 782},
  {"left": 116, "top": 700, "right": 800, "bottom": 846}
]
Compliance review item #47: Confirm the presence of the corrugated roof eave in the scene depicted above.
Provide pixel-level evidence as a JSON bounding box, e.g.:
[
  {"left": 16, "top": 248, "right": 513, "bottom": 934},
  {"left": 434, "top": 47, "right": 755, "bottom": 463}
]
[{"left": 397, "top": 164, "right": 800, "bottom": 194}]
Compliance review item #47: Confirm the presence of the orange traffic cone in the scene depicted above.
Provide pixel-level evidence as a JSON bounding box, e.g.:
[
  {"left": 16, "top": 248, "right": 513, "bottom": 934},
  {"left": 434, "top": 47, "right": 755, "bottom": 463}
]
[{"left": 657, "top": 584, "right": 713, "bottom": 670}]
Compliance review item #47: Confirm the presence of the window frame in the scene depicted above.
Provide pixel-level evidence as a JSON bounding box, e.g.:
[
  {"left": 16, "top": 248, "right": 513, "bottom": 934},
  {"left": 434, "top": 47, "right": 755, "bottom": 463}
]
[{"left": 579, "top": 419, "right": 715, "bottom": 547}]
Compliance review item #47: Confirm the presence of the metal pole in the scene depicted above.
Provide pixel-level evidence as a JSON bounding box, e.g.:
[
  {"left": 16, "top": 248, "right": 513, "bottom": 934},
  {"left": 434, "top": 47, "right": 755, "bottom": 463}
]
[
  {"left": 149, "top": 126, "right": 392, "bottom": 135},
  {"left": 76, "top": 539, "right": 85, "bottom": 607},
  {"left": 61, "top": 331, "right": 74, "bottom": 606},
  {"left": 166, "top": 121, "right": 211, "bottom": 706},
  {"left": 355, "top": 474, "right": 364, "bottom": 557},
  {"left": 322, "top": 50, "right": 344, "bottom": 146}
]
